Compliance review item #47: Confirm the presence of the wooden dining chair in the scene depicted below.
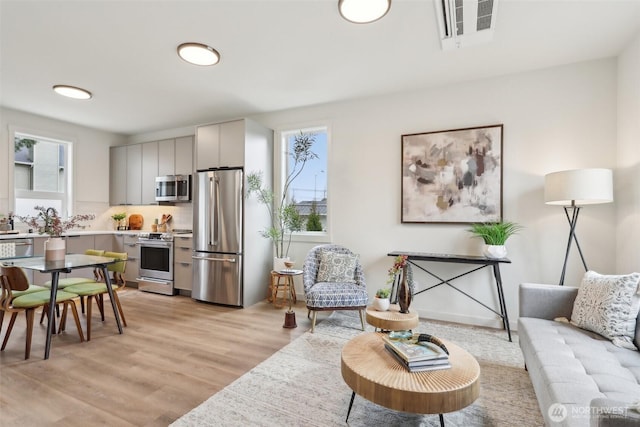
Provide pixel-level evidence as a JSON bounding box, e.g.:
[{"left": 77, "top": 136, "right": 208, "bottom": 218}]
[
  {"left": 0, "top": 265, "right": 84, "bottom": 359},
  {"left": 63, "top": 252, "right": 128, "bottom": 340}
]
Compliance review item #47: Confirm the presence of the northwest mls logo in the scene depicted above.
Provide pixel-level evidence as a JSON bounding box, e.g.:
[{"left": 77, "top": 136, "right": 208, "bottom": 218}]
[{"left": 548, "top": 403, "right": 568, "bottom": 422}]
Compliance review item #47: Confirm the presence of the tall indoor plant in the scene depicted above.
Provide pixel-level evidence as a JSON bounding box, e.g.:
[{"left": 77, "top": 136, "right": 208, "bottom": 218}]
[{"left": 247, "top": 132, "right": 317, "bottom": 265}]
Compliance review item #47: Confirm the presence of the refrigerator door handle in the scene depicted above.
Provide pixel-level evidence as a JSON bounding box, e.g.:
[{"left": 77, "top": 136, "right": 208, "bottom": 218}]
[
  {"left": 209, "top": 175, "right": 219, "bottom": 247},
  {"left": 192, "top": 256, "right": 237, "bottom": 263}
]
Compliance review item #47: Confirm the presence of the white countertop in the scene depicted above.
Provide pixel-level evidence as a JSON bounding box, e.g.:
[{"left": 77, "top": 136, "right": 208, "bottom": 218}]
[{"left": 0, "top": 230, "right": 142, "bottom": 239}]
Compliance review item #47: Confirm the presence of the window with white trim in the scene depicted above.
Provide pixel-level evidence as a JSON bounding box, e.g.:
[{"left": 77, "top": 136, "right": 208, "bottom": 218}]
[
  {"left": 280, "top": 126, "right": 328, "bottom": 235},
  {"left": 13, "top": 131, "right": 71, "bottom": 218}
]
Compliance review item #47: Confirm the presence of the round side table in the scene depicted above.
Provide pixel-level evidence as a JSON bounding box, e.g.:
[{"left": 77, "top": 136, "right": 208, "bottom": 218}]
[
  {"left": 366, "top": 304, "right": 419, "bottom": 332},
  {"left": 269, "top": 270, "right": 300, "bottom": 309},
  {"left": 341, "top": 332, "right": 480, "bottom": 425}
]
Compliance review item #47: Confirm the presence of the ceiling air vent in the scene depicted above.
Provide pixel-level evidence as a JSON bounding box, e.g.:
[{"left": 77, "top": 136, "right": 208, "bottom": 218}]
[{"left": 435, "top": 0, "right": 498, "bottom": 50}]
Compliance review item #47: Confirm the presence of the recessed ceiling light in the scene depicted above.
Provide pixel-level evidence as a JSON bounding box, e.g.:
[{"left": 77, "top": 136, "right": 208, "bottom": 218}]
[
  {"left": 53, "top": 85, "right": 92, "bottom": 100},
  {"left": 339, "top": 0, "right": 391, "bottom": 24},
  {"left": 177, "top": 43, "right": 220, "bottom": 66}
]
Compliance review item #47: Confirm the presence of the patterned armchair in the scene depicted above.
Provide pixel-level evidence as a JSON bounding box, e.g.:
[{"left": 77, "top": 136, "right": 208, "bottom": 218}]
[{"left": 302, "top": 244, "right": 368, "bottom": 332}]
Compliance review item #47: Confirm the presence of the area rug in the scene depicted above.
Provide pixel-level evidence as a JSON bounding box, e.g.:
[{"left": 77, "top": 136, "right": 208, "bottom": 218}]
[{"left": 171, "top": 312, "right": 543, "bottom": 426}]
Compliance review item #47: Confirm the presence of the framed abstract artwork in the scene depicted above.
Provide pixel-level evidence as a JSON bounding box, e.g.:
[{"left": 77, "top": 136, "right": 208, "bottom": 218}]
[{"left": 401, "top": 124, "right": 503, "bottom": 224}]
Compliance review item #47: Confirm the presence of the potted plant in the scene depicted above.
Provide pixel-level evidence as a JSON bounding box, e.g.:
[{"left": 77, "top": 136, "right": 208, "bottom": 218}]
[
  {"left": 372, "top": 288, "right": 391, "bottom": 311},
  {"left": 111, "top": 212, "right": 127, "bottom": 230},
  {"left": 467, "top": 221, "right": 522, "bottom": 259},
  {"left": 247, "top": 132, "right": 317, "bottom": 270},
  {"left": 17, "top": 206, "right": 95, "bottom": 261}
]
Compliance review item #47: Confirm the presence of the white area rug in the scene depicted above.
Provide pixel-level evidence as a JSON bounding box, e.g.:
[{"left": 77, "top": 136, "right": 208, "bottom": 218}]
[{"left": 171, "top": 312, "right": 543, "bottom": 426}]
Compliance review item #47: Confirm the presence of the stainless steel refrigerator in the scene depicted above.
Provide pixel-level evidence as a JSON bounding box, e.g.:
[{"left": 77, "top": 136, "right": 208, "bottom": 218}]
[{"left": 192, "top": 168, "right": 244, "bottom": 306}]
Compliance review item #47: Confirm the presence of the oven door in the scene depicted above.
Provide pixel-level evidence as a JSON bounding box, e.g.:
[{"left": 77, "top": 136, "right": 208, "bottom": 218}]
[{"left": 138, "top": 240, "right": 173, "bottom": 281}]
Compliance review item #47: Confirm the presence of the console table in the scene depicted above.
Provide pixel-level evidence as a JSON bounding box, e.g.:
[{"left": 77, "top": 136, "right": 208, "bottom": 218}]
[{"left": 388, "top": 251, "right": 512, "bottom": 342}]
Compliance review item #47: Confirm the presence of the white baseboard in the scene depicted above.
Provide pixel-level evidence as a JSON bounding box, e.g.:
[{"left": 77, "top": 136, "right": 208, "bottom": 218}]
[{"left": 413, "top": 308, "right": 518, "bottom": 332}]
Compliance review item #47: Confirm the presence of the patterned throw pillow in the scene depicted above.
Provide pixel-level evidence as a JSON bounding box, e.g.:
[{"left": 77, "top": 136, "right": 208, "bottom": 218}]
[
  {"left": 316, "top": 251, "right": 358, "bottom": 283},
  {"left": 570, "top": 271, "right": 640, "bottom": 350}
]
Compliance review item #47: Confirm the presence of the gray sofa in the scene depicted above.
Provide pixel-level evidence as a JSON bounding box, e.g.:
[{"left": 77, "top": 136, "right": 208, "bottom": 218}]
[{"left": 518, "top": 283, "right": 640, "bottom": 426}]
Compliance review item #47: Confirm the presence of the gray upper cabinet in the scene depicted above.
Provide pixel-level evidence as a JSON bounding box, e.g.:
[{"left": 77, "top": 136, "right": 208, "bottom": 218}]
[
  {"left": 126, "top": 144, "right": 142, "bottom": 205},
  {"left": 157, "top": 139, "right": 175, "bottom": 176},
  {"left": 175, "top": 136, "right": 194, "bottom": 175},
  {"left": 110, "top": 144, "right": 142, "bottom": 205},
  {"left": 110, "top": 146, "right": 127, "bottom": 205},
  {"left": 110, "top": 136, "right": 194, "bottom": 206},
  {"left": 142, "top": 141, "right": 159, "bottom": 205},
  {"left": 196, "top": 119, "right": 245, "bottom": 170}
]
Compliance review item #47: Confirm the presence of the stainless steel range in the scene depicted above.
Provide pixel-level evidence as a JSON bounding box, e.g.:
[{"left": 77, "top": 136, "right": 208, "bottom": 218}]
[{"left": 137, "top": 232, "right": 175, "bottom": 296}]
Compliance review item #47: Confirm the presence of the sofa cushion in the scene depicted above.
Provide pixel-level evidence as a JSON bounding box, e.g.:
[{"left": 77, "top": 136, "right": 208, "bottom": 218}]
[
  {"left": 316, "top": 250, "right": 357, "bottom": 283},
  {"left": 570, "top": 271, "right": 640, "bottom": 350},
  {"left": 519, "top": 317, "right": 640, "bottom": 426}
]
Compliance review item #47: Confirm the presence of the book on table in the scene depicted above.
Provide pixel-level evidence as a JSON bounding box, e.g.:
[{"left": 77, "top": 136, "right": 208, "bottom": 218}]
[
  {"left": 381, "top": 333, "right": 449, "bottom": 363},
  {"left": 384, "top": 345, "right": 452, "bottom": 372}
]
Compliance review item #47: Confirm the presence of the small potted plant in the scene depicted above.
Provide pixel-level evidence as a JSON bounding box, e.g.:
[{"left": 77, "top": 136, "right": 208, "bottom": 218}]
[
  {"left": 467, "top": 221, "right": 522, "bottom": 259},
  {"left": 372, "top": 288, "right": 391, "bottom": 311},
  {"left": 111, "top": 212, "right": 127, "bottom": 230}
]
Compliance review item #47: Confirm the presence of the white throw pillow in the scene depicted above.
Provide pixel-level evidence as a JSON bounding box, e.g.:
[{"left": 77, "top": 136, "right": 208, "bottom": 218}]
[
  {"left": 570, "top": 271, "right": 640, "bottom": 350},
  {"left": 316, "top": 251, "right": 358, "bottom": 283}
]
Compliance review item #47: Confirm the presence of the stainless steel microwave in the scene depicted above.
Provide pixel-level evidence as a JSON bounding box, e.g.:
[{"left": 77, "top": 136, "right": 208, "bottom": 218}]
[{"left": 155, "top": 175, "right": 191, "bottom": 202}]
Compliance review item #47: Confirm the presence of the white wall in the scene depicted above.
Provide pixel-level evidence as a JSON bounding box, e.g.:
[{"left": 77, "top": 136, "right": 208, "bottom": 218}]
[
  {"left": 0, "top": 107, "right": 126, "bottom": 229},
  {"left": 617, "top": 31, "right": 640, "bottom": 273},
  {"left": 253, "top": 58, "right": 619, "bottom": 329}
]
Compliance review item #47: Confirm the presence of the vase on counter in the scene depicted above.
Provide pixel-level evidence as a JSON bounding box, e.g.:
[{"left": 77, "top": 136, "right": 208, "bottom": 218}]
[{"left": 44, "top": 237, "right": 66, "bottom": 261}]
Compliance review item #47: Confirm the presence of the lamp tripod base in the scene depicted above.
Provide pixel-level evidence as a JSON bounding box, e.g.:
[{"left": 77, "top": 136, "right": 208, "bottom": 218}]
[{"left": 283, "top": 311, "right": 297, "bottom": 328}]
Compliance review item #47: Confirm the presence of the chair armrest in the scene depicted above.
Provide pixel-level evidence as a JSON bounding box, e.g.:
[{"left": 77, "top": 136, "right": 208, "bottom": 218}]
[
  {"left": 590, "top": 398, "right": 640, "bottom": 427},
  {"left": 519, "top": 283, "right": 578, "bottom": 320}
]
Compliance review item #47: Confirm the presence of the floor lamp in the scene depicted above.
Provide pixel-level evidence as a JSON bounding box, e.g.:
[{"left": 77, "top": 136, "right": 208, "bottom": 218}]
[{"left": 544, "top": 168, "right": 613, "bottom": 286}]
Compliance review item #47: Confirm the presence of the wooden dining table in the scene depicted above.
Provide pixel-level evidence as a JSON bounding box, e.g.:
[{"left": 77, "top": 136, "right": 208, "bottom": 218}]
[{"left": 3, "top": 254, "right": 122, "bottom": 359}]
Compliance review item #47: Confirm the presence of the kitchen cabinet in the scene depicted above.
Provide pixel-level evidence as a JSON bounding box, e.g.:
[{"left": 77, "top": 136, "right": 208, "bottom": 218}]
[
  {"left": 195, "top": 119, "right": 245, "bottom": 170},
  {"left": 109, "top": 145, "right": 142, "bottom": 205},
  {"left": 94, "top": 234, "right": 114, "bottom": 253},
  {"left": 142, "top": 142, "right": 159, "bottom": 205},
  {"left": 157, "top": 139, "right": 174, "bottom": 176},
  {"left": 64, "top": 235, "right": 96, "bottom": 279},
  {"left": 110, "top": 136, "right": 194, "bottom": 206},
  {"left": 175, "top": 136, "right": 194, "bottom": 175},
  {"left": 109, "top": 146, "right": 127, "bottom": 205},
  {"left": 173, "top": 235, "right": 193, "bottom": 292},
  {"left": 113, "top": 233, "right": 139, "bottom": 286}
]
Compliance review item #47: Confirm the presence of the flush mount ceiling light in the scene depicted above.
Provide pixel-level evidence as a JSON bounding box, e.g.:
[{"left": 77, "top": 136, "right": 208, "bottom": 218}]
[
  {"left": 339, "top": 0, "right": 391, "bottom": 24},
  {"left": 52, "top": 85, "right": 92, "bottom": 100},
  {"left": 177, "top": 42, "right": 220, "bottom": 66}
]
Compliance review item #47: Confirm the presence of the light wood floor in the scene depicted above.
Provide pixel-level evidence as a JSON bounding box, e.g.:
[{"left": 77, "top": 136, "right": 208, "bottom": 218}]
[{"left": 0, "top": 288, "right": 313, "bottom": 426}]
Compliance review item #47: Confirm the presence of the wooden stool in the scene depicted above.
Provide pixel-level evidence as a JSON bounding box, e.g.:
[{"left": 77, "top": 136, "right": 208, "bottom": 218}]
[{"left": 269, "top": 271, "right": 299, "bottom": 308}]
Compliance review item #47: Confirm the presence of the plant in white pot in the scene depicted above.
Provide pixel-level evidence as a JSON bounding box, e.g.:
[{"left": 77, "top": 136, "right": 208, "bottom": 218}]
[
  {"left": 467, "top": 221, "right": 522, "bottom": 259},
  {"left": 372, "top": 288, "right": 391, "bottom": 311},
  {"left": 247, "top": 132, "right": 317, "bottom": 270}
]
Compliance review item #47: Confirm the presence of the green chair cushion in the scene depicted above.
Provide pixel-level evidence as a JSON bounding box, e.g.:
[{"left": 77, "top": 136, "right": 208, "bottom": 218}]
[
  {"left": 12, "top": 290, "right": 79, "bottom": 308},
  {"left": 43, "top": 277, "right": 97, "bottom": 288},
  {"left": 10, "top": 284, "right": 47, "bottom": 298},
  {"left": 64, "top": 282, "right": 116, "bottom": 296}
]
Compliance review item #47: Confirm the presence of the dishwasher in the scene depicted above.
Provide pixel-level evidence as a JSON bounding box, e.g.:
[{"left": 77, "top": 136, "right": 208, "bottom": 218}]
[{"left": 0, "top": 237, "right": 34, "bottom": 259}]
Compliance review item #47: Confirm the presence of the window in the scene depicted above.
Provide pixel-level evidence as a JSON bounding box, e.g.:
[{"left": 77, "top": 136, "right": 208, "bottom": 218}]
[
  {"left": 12, "top": 131, "right": 71, "bottom": 219},
  {"left": 280, "top": 126, "right": 328, "bottom": 235}
]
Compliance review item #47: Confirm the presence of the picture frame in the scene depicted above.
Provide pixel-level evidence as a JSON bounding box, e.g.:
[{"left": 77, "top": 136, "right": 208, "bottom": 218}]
[{"left": 401, "top": 124, "right": 503, "bottom": 224}]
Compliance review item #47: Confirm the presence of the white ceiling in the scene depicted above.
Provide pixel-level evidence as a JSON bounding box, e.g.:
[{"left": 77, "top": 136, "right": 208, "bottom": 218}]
[{"left": 1, "top": 0, "right": 640, "bottom": 136}]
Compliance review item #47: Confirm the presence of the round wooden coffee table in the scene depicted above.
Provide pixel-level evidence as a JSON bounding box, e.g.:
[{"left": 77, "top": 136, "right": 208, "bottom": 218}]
[
  {"left": 341, "top": 332, "right": 480, "bottom": 425},
  {"left": 366, "top": 304, "right": 419, "bottom": 331}
]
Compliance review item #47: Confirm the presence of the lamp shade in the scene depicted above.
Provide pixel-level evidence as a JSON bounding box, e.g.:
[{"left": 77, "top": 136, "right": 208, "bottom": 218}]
[{"left": 544, "top": 168, "right": 613, "bottom": 206}]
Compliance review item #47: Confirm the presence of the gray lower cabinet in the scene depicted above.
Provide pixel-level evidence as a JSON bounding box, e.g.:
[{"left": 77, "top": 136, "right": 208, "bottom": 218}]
[
  {"left": 113, "top": 232, "right": 139, "bottom": 286},
  {"left": 174, "top": 235, "right": 192, "bottom": 292},
  {"left": 64, "top": 235, "right": 96, "bottom": 279}
]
